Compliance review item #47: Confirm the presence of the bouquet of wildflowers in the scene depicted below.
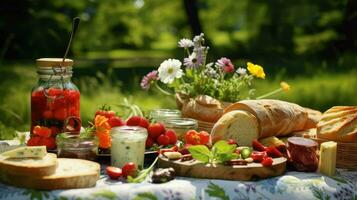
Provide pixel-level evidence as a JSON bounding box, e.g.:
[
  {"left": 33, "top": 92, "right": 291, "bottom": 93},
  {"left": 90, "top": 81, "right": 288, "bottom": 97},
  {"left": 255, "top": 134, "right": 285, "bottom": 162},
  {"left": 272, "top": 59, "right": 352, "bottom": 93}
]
[{"left": 141, "top": 33, "right": 289, "bottom": 102}]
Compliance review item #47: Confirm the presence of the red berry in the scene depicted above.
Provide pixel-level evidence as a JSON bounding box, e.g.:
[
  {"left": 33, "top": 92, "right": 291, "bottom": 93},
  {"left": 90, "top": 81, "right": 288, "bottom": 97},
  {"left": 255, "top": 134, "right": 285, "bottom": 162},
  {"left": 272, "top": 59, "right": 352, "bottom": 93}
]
[
  {"left": 53, "top": 108, "right": 67, "bottom": 120},
  {"left": 145, "top": 137, "right": 154, "bottom": 148},
  {"left": 126, "top": 116, "right": 149, "bottom": 129},
  {"left": 42, "top": 110, "right": 53, "bottom": 119},
  {"left": 227, "top": 139, "right": 237, "bottom": 145},
  {"left": 261, "top": 156, "right": 273, "bottom": 167},
  {"left": 157, "top": 134, "right": 170, "bottom": 146},
  {"left": 108, "top": 116, "right": 125, "bottom": 127},
  {"left": 106, "top": 166, "right": 122, "bottom": 179},
  {"left": 148, "top": 123, "right": 165, "bottom": 140},
  {"left": 27, "top": 136, "right": 41, "bottom": 146},
  {"left": 33, "top": 126, "right": 52, "bottom": 138},
  {"left": 41, "top": 137, "right": 56, "bottom": 149},
  {"left": 122, "top": 162, "right": 137, "bottom": 178},
  {"left": 47, "top": 88, "right": 63, "bottom": 97},
  {"left": 198, "top": 131, "right": 210, "bottom": 145},
  {"left": 165, "top": 129, "right": 177, "bottom": 145}
]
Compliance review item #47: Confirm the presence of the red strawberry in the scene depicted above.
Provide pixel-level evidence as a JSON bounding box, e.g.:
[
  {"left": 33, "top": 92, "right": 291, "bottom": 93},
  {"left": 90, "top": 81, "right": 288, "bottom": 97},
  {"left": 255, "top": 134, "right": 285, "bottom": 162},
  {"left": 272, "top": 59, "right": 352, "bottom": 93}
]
[
  {"left": 42, "top": 110, "right": 53, "bottom": 119},
  {"left": 41, "top": 137, "right": 56, "bottom": 150},
  {"left": 126, "top": 116, "right": 149, "bottom": 129},
  {"left": 148, "top": 123, "right": 165, "bottom": 140},
  {"left": 145, "top": 137, "right": 154, "bottom": 148},
  {"left": 108, "top": 116, "right": 125, "bottom": 127},
  {"left": 165, "top": 129, "right": 177, "bottom": 145},
  {"left": 27, "top": 136, "right": 41, "bottom": 146},
  {"left": 33, "top": 126, "right": 51, "bottom": 138},
  {"left": 53, "top": 108, "right": 67, "bottom": 121},
  {"left": 157, "top": 134, "right": 170, "bottom": 146}
]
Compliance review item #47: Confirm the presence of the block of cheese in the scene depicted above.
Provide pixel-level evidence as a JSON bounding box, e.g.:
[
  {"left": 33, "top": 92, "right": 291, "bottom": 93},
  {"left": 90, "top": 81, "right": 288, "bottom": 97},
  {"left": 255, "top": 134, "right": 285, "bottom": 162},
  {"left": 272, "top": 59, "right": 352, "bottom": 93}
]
[
  {"left": 318, "top": 141, "right": 337, "bottom": 176},
  {"left": 317, "top": 106, "right": 357, "bottom": 142},
  {"left": 1, "top": 146, "right": 46, "bottom": 158},
  {"left": 0, "top": 158, "right": 100, "bottom": 190},
  {"left": 211, "top": 110, "right": 259, "bottom": 146},
  {"left": 0, "top": 153, "right": 57, "bottom": 176}
]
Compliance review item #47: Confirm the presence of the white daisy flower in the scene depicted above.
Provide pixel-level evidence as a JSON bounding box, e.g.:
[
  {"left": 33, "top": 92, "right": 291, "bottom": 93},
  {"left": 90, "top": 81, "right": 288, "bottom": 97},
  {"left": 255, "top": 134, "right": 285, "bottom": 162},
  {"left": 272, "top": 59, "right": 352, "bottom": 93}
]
[
  {"left": 236, "top": 67, "right": 247, "bottom": 76},
  {"left": 158, "top": 59, "right": 183, "bottom": 84},
  {"left": 178, "top": 38, "right": 194, "bottom": 48}
]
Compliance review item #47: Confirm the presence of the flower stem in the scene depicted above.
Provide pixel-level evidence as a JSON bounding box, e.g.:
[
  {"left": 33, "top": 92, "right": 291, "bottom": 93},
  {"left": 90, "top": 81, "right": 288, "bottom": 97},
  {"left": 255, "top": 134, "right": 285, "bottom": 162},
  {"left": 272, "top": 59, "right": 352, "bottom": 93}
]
[
  {"left": 256, "top": 88, "right": 283, "bottom": 99},
  {"left": 155, "top": 82, "right": 174, "bottom": 96}
]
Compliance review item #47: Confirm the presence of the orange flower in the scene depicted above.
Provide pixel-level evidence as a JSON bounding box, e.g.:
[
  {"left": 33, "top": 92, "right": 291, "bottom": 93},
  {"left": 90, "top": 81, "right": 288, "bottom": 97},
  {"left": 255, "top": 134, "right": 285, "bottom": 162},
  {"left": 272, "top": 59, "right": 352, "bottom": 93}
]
[{"left": 94, "top": 115, "right": 111, "bottom": 148}]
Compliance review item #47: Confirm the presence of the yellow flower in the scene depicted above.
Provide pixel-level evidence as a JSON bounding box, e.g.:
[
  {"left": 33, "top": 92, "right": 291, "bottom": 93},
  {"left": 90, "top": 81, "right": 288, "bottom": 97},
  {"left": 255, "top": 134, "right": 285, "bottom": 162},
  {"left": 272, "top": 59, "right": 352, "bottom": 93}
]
[
  {"left": 247, "top": 62, "right": 265, "bottom": 79},
  {"left": 280, "top": 81, "right": 290, "bottom": 92}
]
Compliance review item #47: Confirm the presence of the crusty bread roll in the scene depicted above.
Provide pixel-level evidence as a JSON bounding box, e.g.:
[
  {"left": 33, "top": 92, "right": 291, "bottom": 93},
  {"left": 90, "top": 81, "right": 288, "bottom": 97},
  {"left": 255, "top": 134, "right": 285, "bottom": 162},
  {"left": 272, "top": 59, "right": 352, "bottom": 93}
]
[
  {"left": 0, "top": 158, "right": 100, "bottom": 190},
  {"left": 177, "top": 94, "right": 227, "bottom": 122},
  {"left": 211, "top": 99, "right": 320, "bottom": 146},
  {"left": 0, "top": 153, "right": 57, "bottom": 176},
  {"left": 211, "top": 110, "right": 259, "bottom": 146},
  {"left": 224, "top": 99, "right": 310, "bottom": 138},
  {"left": 317, "top": 106, "right": 357, "bottom": 142}
]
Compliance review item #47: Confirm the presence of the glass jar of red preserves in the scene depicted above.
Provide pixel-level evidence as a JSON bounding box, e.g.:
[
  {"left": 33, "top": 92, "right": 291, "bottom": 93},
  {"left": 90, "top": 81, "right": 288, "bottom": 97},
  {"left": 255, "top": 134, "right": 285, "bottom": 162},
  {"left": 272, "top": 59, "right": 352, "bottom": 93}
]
[{"left": 28, "top": 58, "right": 81, "bottom": 150}]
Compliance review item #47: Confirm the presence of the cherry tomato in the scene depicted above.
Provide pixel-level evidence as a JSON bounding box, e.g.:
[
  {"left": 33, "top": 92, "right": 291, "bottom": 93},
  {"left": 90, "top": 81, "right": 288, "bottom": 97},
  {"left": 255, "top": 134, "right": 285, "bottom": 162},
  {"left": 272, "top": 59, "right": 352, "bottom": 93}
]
[
  {"left": 261, "top": 156, "right": 273, "bottom": 167},
  {"left": 251, "top": 151, "right": 267, "bottom": 162},
  {"left": 185, "top": 130, "right": 209, "bottom": 145},
  {"left": 106, "top": 166, "right": 122, "bottom": 179},
  {"left": 198, "top": 131, "right": 210, "bottom": 145},
  {"left": 122, "top": 162, "right": 137, "bottom": 178}
]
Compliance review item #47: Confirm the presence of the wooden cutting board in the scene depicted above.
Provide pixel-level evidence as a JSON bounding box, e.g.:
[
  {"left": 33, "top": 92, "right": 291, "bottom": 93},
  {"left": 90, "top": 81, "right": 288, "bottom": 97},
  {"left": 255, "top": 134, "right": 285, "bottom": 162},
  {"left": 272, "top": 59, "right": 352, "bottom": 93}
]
[{"left": 158, "top": 156, "right": 287, "bottom": 181}]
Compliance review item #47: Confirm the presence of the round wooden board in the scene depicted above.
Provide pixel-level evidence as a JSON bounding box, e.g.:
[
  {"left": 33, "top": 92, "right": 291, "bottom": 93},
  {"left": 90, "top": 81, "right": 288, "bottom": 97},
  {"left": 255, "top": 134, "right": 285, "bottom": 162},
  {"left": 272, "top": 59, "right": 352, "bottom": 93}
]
[{"left": 158, "top": 156, "right": 287, "bottom": 181}]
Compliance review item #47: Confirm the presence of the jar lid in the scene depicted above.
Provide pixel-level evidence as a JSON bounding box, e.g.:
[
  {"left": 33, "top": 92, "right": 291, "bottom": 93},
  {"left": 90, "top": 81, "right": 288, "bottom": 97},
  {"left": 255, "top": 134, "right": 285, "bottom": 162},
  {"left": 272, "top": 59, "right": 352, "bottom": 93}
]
[{"left": 36, "top": 58, "right": 73, "bottom": 68}]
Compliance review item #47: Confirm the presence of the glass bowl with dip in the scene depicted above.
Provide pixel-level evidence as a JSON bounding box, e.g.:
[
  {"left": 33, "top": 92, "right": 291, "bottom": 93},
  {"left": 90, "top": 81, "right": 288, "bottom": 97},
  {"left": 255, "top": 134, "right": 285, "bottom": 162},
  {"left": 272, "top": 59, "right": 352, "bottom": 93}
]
[
  {"left": 163, "top": 118, "right": 198, "bottom": 140},
  {"left": 149, "top": 109, "right": 181, "bottom": 123}
]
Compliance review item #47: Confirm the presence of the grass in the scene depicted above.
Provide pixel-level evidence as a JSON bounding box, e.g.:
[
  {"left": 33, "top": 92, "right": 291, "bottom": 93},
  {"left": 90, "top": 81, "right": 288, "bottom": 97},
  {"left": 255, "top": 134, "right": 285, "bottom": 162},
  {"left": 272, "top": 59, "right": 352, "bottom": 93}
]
[{"left": 0, "top": 62, "right": 356, "bottom": 140}]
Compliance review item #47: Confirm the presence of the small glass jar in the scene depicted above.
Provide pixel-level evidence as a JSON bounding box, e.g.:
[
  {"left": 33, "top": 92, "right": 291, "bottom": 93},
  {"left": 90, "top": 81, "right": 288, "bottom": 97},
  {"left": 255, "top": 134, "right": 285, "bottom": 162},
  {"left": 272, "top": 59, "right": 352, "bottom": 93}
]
[
  {"left": 163, "top": 118, "right": 198, "bottom": 140},
  {"left": 149, "top": 109, "right": 181, "bottom": 123},
  {"left": 110, "top": 126, "right": 148, "bottom": 168},
  {"left": 56, "top": 133, "right": 97, "bottom": 161},
  {"left": 30, "top": 58, "right": 81, "bottom": 149}
]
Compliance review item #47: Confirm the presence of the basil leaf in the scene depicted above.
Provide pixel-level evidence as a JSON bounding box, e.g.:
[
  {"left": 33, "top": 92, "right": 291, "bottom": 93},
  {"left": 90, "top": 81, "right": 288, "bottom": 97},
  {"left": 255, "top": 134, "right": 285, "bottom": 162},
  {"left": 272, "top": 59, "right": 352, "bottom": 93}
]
[
  {"left": 216, "top": 153, "right": 239, "bottom": 163},
  {"left": 188, "top": 145, "right": 212, "bottom": 164},
  {"left": 213, "top": 140, "right": 237, "bottom": 154}
]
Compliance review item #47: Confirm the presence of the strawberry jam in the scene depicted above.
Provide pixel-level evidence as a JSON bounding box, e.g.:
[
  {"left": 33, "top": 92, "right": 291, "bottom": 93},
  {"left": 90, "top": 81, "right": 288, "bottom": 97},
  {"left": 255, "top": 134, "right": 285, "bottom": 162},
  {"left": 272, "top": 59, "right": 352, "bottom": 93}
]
[{"left": 29, "top": 58, "right": 81, "bottom": 150}]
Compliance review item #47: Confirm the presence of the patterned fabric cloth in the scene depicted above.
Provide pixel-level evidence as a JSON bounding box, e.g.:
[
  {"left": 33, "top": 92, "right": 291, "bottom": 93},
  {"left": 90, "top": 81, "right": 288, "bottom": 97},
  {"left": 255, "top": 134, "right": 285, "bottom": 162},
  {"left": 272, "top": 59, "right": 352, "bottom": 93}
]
[{"left": 0, "top": 170, "right": 356, "bottom": 200}]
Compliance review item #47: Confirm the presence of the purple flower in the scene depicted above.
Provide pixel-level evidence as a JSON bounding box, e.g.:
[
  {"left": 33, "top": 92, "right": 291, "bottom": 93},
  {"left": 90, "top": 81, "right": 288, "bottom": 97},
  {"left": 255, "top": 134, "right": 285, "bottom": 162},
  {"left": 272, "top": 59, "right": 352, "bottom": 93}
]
[
  {"left": 183, "top": 52, "right": 203, "bottom": 68},
  {"left": 216, "top": 57, "right": 235, "bottom": 73},
  {"left": 141, "top": 70, "right": 159, "bottom": 90}
]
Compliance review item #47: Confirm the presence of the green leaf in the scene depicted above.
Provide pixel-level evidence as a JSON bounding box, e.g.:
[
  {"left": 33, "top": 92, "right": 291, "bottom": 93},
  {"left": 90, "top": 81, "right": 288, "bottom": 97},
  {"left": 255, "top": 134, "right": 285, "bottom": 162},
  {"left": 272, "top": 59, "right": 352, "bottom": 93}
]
[
  {"left": 133, "top": 192, "right": 158, "bottom": 200},
  {"left": 216, "top": 153, "right": 239, "bottom": 163},
  {"left": 213, "top": 140, "right": 236, "bottom": 154},
  {"left": 188, "top": 145, "right": 212, "bottom": 164},
  {"left": 205, "top": 182, "right": 230, "bottom": 200}
]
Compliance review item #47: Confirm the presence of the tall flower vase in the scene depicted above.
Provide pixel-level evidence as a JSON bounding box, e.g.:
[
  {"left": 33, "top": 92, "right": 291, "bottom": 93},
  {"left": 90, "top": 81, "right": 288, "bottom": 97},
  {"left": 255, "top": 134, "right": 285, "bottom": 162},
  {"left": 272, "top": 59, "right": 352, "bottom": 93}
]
[{"left": 175, "top": 93, "right": 232, "bottom": 133}]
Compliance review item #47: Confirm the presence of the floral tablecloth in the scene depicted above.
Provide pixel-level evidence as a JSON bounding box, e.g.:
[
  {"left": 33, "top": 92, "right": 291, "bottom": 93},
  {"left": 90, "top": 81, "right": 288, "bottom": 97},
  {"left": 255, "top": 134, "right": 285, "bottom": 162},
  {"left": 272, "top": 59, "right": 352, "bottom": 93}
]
[{"left": 0, "top": 169, "right": 356, "bottom": 200}]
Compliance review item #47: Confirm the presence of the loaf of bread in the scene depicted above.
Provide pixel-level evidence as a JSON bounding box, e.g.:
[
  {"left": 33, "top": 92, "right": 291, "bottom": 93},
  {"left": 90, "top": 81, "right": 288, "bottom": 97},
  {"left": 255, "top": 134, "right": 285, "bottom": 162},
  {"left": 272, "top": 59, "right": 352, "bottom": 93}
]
[
  {"left": 317, "top": 106, "right": 357, "bottom": 142},
  {"left": 0, "top": 153, "right": 57, "bottom": 176},
  {"left": 211, "top": 110, "right": 259, "bottom": 146},
  {"left": 0, "top": 158, "right": 100, "bottom": 190},
  {"left": 212, "top": 99, "right": 318, "bottom": 145}
]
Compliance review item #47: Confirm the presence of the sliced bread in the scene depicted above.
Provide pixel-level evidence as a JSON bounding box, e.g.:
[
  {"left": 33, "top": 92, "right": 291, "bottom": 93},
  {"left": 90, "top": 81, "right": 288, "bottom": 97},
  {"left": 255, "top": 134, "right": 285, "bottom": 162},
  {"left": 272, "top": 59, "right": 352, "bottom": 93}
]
[
  {"left": 0, "top": 153, "right": 57, "bottom": 176},
  {"left": 0, "top": 158, "right": 100, "bottom": 190}
]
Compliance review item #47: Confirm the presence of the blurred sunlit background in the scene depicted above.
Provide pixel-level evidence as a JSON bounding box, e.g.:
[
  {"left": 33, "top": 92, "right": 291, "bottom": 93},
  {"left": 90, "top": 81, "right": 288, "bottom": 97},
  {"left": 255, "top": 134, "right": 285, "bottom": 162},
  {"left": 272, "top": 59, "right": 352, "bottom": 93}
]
[{"left": 0, "top": 0, "right": 356, "bottom": 139}]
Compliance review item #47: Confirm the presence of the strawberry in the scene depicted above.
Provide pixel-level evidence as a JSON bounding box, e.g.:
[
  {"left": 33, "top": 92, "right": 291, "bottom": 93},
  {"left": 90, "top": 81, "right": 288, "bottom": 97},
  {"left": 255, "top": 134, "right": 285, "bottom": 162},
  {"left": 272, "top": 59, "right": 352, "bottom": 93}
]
[
  {"left": 165, "top": 129, "right": 177, "bottom": 145},
  {"left": 42, "top": 110, "right": 53, "bottom": 119},
  {"left": 33, "top": 126, "right": 51, "bottom": 138},
  {"left": 47, "top": 88, "right": 63, "bottom": 97},
  {"left": 27, "top": 136, "right": 41, "bottom": 146},
  {"left": 148, "top": 123, "right": 165, "bottom": 140},
  {"left": 145, "top": 137, "right": 154, "bottom": 148},
  {"left": 126, "top": 116, "right": 149, "bottom": 129},
  {"left": 108, "top": 116, "right": 125, "bottom": 127},
  {"left": 95, "top": 105, "right": 116, "bottom": 119},
  {"left": 53, "top": 108, "right": 67, "bottom": 121},
  {"left": 157, "top": 134, "right": 170, "bottom": 146},
  {"left": 41, "top": 137, "right": 56, "bottom": 149}
]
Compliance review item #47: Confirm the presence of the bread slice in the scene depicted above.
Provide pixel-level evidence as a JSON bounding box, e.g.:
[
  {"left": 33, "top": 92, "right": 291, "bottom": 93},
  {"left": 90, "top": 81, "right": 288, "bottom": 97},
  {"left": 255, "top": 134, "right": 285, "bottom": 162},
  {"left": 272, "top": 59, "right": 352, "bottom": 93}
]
[
  {"left": 0, "top": 153, "right": 57, "bottom": 176},
  {"left": 317, "top": 106, "right": 357, "bottom": 142},
  {"left": 211, "top": 110, "right": 259, "bottom": 146},
  {"left": 0, "top": 158, "right": 100, "bottom": 190}
]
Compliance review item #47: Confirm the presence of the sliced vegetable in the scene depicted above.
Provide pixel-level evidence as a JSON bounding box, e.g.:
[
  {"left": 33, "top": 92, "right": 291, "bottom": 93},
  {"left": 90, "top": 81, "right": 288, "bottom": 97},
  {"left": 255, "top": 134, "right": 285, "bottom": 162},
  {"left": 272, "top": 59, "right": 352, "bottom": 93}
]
[
  {"left": 266, "top": 146, "right": 283, "bottom": 158},
  {"left": 106, "top": 166, "right": 122, "bottom": 179},
  {"left": 261, "top": 156, "right": 273, "bottom": 167},
  {"left": 252, "top": 139, "right": 266, "bottom": 151},
  {"left": 251, "top": 151, "right": 267, "bottom": 162},
  {"left": 240, "top": 148, "right": 252, "bottom": 159}
]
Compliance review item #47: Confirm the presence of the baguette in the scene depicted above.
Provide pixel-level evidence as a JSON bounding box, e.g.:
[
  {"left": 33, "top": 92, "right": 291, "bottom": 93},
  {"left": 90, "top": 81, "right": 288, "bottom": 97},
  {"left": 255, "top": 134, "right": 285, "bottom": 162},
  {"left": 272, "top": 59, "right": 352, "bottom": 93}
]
[
  {"left": 0, "top": 153, "right": 57, "bottom": 176},
  {"left": 317, "top": 106, "right": 357, "bottom": 142},
  {"left": 0, "top": 158, "right": 100, "bottom": 190}
]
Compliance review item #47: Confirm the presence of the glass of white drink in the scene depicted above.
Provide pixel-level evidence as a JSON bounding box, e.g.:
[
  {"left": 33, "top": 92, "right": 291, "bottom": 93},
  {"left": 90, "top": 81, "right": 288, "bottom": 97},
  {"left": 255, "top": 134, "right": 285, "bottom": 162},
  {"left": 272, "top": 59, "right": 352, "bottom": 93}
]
[{"left": 110, "top": 126, "right": 147, "bottom": 168}]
